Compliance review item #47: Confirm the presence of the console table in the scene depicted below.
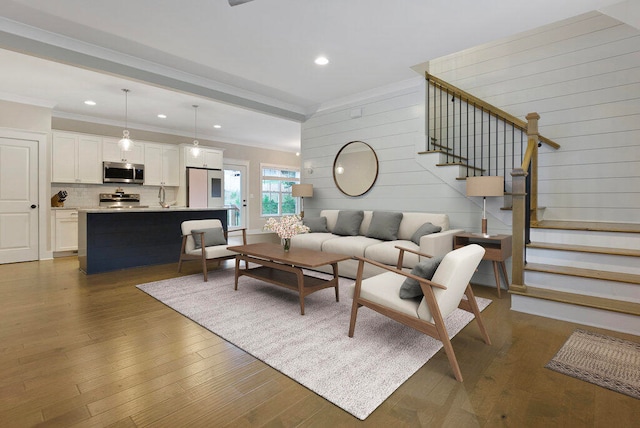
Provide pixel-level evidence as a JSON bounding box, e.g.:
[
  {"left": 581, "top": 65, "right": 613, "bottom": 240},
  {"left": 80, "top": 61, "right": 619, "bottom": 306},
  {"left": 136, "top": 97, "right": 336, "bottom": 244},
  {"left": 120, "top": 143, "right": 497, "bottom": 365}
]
[{"left": 454, "top": 233, "right": 512, "bottom": 298}]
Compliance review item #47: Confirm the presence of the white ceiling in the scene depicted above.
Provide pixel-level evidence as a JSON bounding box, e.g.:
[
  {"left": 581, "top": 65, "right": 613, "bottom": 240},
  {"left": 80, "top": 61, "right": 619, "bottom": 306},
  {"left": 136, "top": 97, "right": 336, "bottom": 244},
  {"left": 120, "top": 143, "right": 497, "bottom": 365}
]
[{"left": 0, "top": 0, "right": 624, "bottom": 152}]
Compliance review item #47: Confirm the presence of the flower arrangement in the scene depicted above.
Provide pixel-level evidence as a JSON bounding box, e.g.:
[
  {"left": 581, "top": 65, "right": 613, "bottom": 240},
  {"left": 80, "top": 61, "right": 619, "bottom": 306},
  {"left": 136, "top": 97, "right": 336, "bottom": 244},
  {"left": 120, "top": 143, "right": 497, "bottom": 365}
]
[{"left": 264, "top": 215, "right": 310, "bottom": 239}]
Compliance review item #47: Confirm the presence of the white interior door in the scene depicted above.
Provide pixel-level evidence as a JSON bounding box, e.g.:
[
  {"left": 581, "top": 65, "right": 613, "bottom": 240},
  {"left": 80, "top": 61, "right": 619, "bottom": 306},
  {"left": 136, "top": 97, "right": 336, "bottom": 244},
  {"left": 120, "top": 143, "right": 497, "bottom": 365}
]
[
  {"left": 224, "top": 163, "right": 247, "bottom": 229},
  {"left": 0, "top": 137, "right": 39, "bottom": 264}
]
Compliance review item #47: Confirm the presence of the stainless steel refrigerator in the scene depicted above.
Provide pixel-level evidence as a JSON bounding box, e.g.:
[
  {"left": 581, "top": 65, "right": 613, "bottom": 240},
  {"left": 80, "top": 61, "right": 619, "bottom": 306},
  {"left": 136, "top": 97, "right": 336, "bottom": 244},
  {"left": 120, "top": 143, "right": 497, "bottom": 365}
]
[{"left": 186, "top": 167, "right": 224, "bottom": 208}]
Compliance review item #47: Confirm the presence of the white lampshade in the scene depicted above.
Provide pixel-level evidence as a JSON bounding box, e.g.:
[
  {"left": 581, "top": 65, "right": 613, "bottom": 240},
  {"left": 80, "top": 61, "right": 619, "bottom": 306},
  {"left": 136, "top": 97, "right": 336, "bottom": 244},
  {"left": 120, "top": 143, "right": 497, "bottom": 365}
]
[
  {"left": 292, "top": 184, "right": 313, "bottom": 198},
  {"left": 466, "top": 176, "right": 504, "bottom": 197}
]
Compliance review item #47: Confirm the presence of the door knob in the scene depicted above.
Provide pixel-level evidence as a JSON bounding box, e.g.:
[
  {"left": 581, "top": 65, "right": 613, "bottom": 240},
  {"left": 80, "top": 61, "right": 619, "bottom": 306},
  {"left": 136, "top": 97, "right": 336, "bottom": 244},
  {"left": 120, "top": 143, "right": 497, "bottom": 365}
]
[{"left": 30, "top": 204, "right": 37, "bottom": 209}]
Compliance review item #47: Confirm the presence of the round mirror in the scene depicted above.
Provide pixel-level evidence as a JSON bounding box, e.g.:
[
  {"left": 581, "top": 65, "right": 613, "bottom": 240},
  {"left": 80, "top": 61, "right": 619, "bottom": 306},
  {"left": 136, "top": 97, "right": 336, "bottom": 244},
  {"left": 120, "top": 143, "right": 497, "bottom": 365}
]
[{"left": 333, "top": 141, "right": 379, "bottom": 197}]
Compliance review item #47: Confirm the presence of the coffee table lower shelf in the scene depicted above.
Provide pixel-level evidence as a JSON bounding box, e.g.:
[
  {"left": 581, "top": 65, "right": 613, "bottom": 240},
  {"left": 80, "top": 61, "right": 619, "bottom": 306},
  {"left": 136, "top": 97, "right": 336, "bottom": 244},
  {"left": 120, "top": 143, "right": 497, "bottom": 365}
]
[{"left": 234, "top": 255, "right": 340, "bottom": 315}]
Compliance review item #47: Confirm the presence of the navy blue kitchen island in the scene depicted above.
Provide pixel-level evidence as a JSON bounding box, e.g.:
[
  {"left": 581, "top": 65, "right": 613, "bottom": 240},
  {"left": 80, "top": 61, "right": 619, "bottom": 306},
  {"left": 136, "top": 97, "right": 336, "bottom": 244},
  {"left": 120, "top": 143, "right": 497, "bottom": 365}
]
[{"left": 78, "top": 207, "right": 232, "bottom": 274}]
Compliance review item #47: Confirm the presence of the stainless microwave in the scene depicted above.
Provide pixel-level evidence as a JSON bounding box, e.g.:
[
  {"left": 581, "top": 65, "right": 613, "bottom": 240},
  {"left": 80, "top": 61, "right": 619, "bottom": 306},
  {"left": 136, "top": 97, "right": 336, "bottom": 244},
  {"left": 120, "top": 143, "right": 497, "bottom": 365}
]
[{"left": 103, "top": 161, "right": 144, "bottom": 184}]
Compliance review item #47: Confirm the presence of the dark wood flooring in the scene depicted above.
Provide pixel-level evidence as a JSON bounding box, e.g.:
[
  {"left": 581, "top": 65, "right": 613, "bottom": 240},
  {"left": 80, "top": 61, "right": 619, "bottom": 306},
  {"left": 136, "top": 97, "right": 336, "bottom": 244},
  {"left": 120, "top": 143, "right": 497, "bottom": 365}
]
[{"left": 0, "top": 257, "right": 637, "bottom": 427}]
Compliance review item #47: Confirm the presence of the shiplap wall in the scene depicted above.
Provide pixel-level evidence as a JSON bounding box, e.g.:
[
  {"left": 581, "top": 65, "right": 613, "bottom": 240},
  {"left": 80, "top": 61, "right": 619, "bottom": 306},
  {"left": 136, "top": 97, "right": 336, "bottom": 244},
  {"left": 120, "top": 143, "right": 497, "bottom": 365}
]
[
  {"left": 300, "top": 80, "right": 496, "bottom": 232},
  {"left": 300, "top": 81, "right": 509, "bottom": 286},
  {"left": 429, "top": 11, "right": 640, "bottom": 223}
]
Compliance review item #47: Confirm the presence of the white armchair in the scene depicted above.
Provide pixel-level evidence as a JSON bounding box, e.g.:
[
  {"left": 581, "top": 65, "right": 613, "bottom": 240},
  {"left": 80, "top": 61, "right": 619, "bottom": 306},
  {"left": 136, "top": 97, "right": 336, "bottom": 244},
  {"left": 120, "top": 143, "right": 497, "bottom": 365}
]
[
  {"left": 178, "top": 219, "right": 246, "bottom": 281},
  {"left": 348, "top": 243, "right": 491, "bottom": 382}
]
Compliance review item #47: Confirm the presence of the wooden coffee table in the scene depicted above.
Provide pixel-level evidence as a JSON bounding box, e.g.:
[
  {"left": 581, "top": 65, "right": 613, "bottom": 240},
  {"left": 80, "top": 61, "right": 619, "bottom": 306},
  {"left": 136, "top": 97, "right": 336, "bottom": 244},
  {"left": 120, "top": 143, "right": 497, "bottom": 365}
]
[{"left": 227, "top": 243, "right": 351, "bottom": 315}]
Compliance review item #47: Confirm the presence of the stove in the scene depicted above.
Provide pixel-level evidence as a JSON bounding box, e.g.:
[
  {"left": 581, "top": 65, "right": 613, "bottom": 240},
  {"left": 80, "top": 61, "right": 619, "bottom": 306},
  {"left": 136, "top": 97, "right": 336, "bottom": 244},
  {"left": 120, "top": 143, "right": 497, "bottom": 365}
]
[{"left": 99, "top": 193, "right": 149, "bottom": 209}]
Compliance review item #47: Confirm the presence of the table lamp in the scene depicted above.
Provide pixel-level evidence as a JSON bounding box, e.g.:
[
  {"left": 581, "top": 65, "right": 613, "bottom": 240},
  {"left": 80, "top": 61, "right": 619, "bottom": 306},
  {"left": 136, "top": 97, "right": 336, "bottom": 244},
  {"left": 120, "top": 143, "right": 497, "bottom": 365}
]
[
  {"left": 466, "top": 176, "right": 504, "bottom": 237},
  {"left": 292, "top": 184, "right": 313, "bottom": 218}
]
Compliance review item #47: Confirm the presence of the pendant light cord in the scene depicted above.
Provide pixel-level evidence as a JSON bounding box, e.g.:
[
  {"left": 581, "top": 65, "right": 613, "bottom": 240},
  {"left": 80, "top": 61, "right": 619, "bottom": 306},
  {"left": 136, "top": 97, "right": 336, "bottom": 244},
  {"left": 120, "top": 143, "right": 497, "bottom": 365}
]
[
  {"left": 122, "top": 89, "right": 130, "bottom": 130},
  {"left": 193, "top": 105, "right": 199, "bottom": 144}
]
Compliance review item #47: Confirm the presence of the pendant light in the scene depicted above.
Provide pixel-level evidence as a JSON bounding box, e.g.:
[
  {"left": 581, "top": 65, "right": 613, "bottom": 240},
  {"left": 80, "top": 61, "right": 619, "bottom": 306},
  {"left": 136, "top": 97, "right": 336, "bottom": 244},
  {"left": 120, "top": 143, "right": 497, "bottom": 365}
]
[
  {"left": 118, "top": 89, "right": 133, "bottom": 152},
  {"left": 191, "top": 105, "right": 201, "bottom": 157}
]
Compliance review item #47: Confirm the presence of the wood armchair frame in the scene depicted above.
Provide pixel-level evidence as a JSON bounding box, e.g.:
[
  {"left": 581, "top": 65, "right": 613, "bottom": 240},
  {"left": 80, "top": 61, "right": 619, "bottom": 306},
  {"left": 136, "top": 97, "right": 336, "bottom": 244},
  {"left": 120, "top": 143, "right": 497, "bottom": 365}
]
[{"left": 349, "top": 246, "right": 491, "bottom": 382}]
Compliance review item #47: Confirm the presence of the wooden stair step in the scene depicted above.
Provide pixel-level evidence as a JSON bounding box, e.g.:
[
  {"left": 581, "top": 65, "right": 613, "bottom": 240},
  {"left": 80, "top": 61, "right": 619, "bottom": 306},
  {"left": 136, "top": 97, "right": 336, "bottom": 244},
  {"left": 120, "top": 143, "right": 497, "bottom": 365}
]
[
  {"left": 533, "top": 220, "right": 640, "bottom": 234},
  {"left": 510, "top": 286, "right": 640, "bottom": 316},
  {"left": 525, "top": 262, "right": 640, "bottom": 285},
  {"left": 528, "top": 242, "right": 640, "bottom": 258}
]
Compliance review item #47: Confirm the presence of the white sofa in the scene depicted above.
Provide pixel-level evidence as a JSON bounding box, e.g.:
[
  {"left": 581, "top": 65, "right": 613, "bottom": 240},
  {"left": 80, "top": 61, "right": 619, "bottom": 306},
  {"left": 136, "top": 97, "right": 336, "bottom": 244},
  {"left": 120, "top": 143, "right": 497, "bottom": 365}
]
[{"left": 291, "top": 209, "right": 464, "bottom": 279}]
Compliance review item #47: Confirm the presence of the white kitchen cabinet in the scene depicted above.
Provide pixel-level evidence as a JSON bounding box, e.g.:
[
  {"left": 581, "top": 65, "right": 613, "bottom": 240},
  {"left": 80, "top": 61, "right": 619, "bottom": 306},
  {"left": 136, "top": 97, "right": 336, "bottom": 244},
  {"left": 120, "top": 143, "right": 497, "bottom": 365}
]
[
  {"left": 184, "top": 147, "right": 223, "bottom": 169},
  {"left": 102, "top": 137, "right": 145, "bottom": 164},
  {"left": 53, "top": 209, "right": 78, "bottom": 252},
  {"left": 52, "top": 132, "right": 102, "bottom": 184},
  {"left": 144, "top": 143, "right": 179, "bottom": 186}
]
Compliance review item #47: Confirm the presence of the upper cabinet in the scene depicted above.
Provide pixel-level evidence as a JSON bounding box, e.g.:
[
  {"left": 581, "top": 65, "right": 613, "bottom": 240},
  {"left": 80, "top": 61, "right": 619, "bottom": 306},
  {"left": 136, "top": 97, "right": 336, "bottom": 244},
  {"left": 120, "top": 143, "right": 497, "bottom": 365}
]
[
  {"left": 52, "top": 132, "right": 102, "bottom": 184},
  {"left": 184, "top": 147, "right": 223, "bottom": 169},
  {"left": 51, "top": 131, "right": 181, "bottom": 187},
  {"left": 102, "top": 137, "right": 145, "bottom": 164},
  {"left": 144, "top": 143, "right": 179, "bottom": 186}
]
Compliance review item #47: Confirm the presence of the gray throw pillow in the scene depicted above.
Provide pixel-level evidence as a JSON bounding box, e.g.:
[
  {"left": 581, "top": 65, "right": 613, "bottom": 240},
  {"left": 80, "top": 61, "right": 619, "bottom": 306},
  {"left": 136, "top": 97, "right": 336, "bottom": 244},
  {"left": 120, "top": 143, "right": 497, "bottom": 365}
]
[
  {"left": 399, "top": 257, "right": 443, "bottom": 299},
  {"left": 366, "top": 211, "right": 403, "bottom": 241},
  {"left": 333, "top": 210, "right": 364, "bottom": 236},
  {"left": 303, "top": 216, "right": 329, "bottom": 233},
  {"left": 410, "top": 222, "right": 442, "bottom": 245},
  {"left": 191, "top": 227, "right": 227, "bottom": 249}
]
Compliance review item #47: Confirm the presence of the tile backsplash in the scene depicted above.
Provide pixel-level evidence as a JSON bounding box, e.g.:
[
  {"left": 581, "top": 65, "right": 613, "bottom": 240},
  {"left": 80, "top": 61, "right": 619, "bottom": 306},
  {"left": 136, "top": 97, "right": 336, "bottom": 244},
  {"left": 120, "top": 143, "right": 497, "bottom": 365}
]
[{"left": 51, "top": 183, "right": 178, "bottom": 208}]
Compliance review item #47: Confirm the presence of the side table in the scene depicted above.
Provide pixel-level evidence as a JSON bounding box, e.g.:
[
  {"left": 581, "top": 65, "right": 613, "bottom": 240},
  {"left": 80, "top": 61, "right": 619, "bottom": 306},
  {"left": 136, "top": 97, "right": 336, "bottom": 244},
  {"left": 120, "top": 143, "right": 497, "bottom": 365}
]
[{"left": 453, "top": 233, "right": 512, "bottom": 298}]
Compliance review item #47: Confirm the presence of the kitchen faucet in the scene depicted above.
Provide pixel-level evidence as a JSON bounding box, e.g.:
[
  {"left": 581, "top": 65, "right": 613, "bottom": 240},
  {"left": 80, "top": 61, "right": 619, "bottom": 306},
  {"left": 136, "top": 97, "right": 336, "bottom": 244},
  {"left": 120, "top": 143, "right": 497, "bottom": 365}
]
[{"left": 158, "top": 185, "right": 167, "bottom": 207}]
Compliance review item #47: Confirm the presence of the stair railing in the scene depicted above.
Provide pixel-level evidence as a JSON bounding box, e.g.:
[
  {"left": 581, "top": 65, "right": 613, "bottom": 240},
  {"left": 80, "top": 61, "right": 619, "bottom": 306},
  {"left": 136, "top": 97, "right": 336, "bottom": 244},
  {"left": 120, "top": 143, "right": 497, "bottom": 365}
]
[
  {"left": 424, "top": 72, "right": 560, "bottom": 293},
  {"left": 424, "top": 72, "right": 559, "bottom": 180}
]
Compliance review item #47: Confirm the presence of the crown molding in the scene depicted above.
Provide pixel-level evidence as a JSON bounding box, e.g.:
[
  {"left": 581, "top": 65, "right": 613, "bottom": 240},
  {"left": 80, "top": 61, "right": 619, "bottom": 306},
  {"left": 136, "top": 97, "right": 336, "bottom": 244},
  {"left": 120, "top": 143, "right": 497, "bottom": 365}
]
[{"left": 0, "top": 17, "right": 306, "bottom": 122}]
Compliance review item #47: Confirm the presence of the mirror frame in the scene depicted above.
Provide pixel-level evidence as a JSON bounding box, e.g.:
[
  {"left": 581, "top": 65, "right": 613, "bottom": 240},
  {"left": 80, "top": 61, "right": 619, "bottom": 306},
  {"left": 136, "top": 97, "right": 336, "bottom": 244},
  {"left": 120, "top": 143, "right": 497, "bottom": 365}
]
[{"left": 333, "top": 140, "right": 379, "bottom": 197}]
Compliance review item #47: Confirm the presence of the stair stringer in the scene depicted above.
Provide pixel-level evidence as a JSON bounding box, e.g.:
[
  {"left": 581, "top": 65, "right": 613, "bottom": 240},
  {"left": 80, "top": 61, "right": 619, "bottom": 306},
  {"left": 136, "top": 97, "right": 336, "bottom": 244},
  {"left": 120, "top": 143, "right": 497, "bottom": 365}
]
[{"left": 415, "top": 151, "right": 512, "bottom": 227}]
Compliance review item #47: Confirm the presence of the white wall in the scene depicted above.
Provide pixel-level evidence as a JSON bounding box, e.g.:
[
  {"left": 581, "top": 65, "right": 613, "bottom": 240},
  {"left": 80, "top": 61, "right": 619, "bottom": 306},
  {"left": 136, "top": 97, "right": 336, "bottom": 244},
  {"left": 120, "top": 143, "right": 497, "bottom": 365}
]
[
  {"left": 428, "top": 11, "right": 640, "bottom": 223},
  {"left": 300, "top": 11, "right": 640, "bottom": 287},
  {"left": 301, "top": 78, "right": 510, "bottom": 230}
]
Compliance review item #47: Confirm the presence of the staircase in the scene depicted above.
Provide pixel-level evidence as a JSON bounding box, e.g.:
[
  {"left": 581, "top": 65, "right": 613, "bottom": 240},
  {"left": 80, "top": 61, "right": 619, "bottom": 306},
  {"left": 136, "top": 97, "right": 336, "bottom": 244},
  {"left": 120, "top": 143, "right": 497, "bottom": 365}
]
[
  {"left": 422, "top": 72, "right": 640, "bottom": 336},
  {"left": 511, "top": 221, "right": 640, "bottom": 335}
]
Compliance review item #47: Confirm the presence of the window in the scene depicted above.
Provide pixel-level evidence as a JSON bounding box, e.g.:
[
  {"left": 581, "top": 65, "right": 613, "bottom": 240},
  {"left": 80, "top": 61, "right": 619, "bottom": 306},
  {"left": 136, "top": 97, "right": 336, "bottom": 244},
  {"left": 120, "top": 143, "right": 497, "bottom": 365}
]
[{"left": 261, "top": 165, "right": 300, "bottom": 216}]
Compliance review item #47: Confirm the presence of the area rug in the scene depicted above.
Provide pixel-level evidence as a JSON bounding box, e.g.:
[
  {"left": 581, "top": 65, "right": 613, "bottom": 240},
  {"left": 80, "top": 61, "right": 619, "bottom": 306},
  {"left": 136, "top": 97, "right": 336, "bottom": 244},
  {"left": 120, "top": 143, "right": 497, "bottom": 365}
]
[
  {"left": 546, "top": 329, "right": 640, "bottom": 400},
  {"left": 137, "top": 268, "right": 491, "bottom": 420}
]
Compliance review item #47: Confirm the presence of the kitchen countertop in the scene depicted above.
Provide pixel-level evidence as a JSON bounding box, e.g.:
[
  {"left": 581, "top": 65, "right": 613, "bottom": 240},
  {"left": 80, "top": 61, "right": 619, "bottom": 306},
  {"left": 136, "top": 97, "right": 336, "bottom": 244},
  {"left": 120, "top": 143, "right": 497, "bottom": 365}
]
[{"left": 77, "top": 205, "right": 237, "bottom": 213}]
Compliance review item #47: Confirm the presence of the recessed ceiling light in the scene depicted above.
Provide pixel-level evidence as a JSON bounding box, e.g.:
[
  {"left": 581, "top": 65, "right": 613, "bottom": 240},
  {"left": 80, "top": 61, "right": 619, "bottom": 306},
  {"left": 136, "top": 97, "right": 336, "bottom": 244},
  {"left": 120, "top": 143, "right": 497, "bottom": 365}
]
[
  {"left": 84, "top": 100, "right": 96, "bottom": 106},
  {"left": 213, "top": 124, "right": 222, "bottom": 129},
  {"left": 314, "top": 56, "right": 329, "bottom": 66},
  {"left": 157, "top": 114, "right": 167, "bottom": 119}
]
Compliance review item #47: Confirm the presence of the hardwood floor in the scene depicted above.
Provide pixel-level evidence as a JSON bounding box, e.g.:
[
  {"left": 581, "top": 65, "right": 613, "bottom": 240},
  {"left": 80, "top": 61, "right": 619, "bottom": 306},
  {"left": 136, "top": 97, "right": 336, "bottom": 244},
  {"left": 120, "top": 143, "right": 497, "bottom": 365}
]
[{"left": 0, "top": 257, "right": 637, "bottom": 427}]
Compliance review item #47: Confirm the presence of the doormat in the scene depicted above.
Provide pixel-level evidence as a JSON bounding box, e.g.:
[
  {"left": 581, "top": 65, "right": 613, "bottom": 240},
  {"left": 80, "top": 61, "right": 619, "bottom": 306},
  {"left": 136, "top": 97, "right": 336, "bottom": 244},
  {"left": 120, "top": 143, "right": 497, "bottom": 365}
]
[{"left": 546, "top": 328, "right": 640, "bottom": 399}]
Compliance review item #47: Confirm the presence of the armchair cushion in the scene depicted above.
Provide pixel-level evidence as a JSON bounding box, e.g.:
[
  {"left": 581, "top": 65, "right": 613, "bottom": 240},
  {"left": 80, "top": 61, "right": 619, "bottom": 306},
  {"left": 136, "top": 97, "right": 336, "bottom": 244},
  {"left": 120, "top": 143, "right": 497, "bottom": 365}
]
[
  {"left": 410, "top": 222, "right": 442, "bottom": 245},
  {"left": 303, "top": 216, "right": 329, "bottom": 233},
  {"left": 366, "top": 211, "right": 403, "bottom": 241},
  {"left": 333, "top": 210, "right": 364, "bottom": 236},
  {"left": 348, "top": 272, "right": 421, "bottom": 318},
  {"left": 399, "top": 256, "right": 443, "bottom": 299},
  {"left": 191, "top": 227, "right": 227, "bottom": 249}
]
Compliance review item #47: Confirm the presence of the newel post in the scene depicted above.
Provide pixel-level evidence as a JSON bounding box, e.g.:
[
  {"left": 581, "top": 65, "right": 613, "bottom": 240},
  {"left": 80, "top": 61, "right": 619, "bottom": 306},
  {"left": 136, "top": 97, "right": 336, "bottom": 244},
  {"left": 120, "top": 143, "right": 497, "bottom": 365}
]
[
  {"left": 526, "top": 112, "right": 540, "bottom": 224},
  {"left": 510, "top": 167, "right": 527, "bottom": 292}
]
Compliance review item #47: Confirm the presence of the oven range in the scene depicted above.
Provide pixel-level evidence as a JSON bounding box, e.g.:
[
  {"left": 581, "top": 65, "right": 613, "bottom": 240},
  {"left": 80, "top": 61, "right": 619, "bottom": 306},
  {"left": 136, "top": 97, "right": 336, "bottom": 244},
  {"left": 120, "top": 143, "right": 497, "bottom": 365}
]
[{"left": 99, "top": 193, "right": 149, "bottom": 209}]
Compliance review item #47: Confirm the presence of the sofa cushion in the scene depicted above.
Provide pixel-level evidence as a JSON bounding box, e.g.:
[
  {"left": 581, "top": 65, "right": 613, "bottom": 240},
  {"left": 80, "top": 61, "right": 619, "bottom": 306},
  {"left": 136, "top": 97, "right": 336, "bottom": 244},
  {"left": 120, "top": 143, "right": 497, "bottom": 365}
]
[
  {"left": 302, "top": 216, "right": 328, "bottom": 233},
  {"left": 366, "top": 211, "right": 403, "bottom": 241},
  {"left": 333, "top": 210, "right": 364, "bottom": 236},
  {"left": 399, "top": 256, "right": 443, "bottom": 299},
  {"left": 291, "top": 232, "right": 336, "bottom": 252},
  {"left": 322, "top": 235, "right": 380, "bottom": 257},
  {"left": 397, "top": 212, "right": 449, "bottom": 241},
  {"left": 191, "top": 227, "right": 227, "bottom": 249},
  {"left": 364, "top": 240, "right": 420, "bottom": 268},
  {"left": 410, "top": 222, "right": 442, "bottom": 245}
]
